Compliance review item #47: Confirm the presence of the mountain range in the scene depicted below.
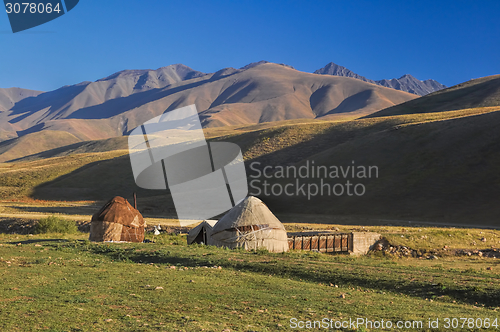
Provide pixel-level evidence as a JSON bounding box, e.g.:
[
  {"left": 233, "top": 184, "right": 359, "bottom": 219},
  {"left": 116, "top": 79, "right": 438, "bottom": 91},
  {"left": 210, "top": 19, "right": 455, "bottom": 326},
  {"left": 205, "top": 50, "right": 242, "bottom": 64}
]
[
  {"left": 314, "top": 62, "right": 447, "bottom": 96},
  {"left": 0, "top": 62, "right": 418, "bottom": 147}
]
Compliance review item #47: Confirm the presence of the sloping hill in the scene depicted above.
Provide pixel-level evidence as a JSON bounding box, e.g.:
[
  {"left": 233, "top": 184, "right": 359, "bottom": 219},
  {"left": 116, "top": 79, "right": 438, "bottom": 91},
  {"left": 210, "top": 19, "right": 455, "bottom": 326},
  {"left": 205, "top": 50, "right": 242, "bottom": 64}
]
[
  {"left": 260, "top": 107, "right": 500, "bottom": 225},
  {"left": 0, "top": 118, "right": 328, "bottom": 162},
  {"left": 367, "top": 74, "right": 500, "bottom": 118},
  {"left": 5, "top": 136, "right": 130, "bottom": 162},
  {"left": 0, "top": 131, "right": 82, "bottom": 163},
  {"left": 0, "top": 115, "right": 415, "bottom": 201},
  {"left": 2, "top": 107, "right": 499, "bottom": 226},
  {"left": 0, "top": 62, "right": 417, "bottom": 145}
]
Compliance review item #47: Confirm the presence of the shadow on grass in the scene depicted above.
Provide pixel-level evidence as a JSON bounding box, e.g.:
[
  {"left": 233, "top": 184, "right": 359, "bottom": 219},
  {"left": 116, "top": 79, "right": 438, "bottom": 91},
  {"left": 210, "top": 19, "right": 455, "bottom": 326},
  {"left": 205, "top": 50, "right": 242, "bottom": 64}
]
[
  {"left": 52, "top": 240, "right": 500, "bottom": 308},
  {"left": 3, "top": 205, "right": 97, "bottom": 216},
  {"left": 9, "top": 238, "right": 71, "bottom": 245}
]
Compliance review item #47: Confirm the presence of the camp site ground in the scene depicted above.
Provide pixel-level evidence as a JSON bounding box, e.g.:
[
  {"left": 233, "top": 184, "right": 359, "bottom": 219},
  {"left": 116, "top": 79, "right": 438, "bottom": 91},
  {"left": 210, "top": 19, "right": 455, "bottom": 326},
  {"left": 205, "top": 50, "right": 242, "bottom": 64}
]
[{"left": 1, "top": 198, "right": 500, "bottom": 331}]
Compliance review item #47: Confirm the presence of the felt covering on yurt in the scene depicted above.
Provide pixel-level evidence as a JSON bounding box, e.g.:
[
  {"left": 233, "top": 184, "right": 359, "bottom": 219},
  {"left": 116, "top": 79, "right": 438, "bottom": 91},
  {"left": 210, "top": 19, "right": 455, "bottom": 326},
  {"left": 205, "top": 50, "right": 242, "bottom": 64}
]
[
  {"left": 210, "top": 196, "right": 289, "bottom": 252},
  {"left": 89, "top": 196, "right": 145, "bottom": 242},
  {"left": 187, "top": 220, "right": 217, "bottom": 245}
]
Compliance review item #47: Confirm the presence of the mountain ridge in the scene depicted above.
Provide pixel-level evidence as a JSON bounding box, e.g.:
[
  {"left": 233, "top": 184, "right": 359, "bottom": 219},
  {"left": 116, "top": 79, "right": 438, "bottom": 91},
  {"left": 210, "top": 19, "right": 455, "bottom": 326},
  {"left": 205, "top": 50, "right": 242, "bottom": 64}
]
[
  {"left": 314, "top": 62, "right": 446, "bottom": 96},
  {"left": 313, "top": 62, "right": 374, "bottom": 83},
  {"left": 0, "top": 87, "right": 43, "bottom": 112}
]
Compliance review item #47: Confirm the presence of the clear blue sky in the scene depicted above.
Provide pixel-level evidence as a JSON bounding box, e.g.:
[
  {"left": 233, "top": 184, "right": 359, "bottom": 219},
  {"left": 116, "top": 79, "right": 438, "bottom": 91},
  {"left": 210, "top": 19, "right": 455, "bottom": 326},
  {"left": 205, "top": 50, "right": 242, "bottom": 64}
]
[{"left": 1, "top": 0, "right": 499, "bottom": 91}]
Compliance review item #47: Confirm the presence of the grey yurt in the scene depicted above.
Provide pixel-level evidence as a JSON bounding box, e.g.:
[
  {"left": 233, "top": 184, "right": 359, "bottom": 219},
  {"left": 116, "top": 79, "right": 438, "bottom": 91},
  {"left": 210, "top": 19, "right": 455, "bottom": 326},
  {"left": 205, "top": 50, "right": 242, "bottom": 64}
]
[{"left": 210, "top": 196, "right": 289, "bottom": 252}]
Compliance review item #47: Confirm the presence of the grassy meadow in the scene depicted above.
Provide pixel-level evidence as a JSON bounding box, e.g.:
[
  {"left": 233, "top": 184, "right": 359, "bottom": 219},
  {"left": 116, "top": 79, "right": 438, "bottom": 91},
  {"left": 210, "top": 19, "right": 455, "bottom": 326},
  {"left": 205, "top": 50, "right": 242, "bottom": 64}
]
[{"left": 1, "top": 225, "right": 500, "bottom": 331}]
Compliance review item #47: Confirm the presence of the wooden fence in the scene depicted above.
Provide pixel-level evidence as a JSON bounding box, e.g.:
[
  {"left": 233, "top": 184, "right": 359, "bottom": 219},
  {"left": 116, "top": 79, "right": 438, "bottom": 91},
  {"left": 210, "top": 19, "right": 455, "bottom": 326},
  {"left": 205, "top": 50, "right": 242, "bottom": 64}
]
[{"left": 287, "top": 233, "right": 351, "bottom": 253}]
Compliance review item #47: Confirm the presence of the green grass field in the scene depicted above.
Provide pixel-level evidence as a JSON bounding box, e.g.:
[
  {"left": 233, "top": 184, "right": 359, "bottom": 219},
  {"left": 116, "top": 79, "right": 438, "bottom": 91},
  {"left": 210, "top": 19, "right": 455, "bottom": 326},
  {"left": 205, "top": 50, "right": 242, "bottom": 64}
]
[{"left": 1, "top": 227, "right": 500, "bottom": 332}]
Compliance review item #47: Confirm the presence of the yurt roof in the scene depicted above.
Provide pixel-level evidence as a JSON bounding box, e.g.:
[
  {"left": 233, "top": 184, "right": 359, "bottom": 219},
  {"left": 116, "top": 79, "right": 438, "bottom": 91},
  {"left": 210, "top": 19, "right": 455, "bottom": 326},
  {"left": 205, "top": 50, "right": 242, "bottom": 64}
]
[
  {"left": 92, "top": 196, "right": 145, "bottom": 228},
  {"left": 212, "top": 196, "right": 285, "bottom": 233}
]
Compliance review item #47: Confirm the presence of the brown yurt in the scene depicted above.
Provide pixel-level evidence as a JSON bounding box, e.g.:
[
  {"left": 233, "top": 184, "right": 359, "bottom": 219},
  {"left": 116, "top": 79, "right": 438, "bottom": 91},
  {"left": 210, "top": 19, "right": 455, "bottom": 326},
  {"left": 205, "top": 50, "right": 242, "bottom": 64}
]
[{"left": 89, "top": 196, "right": 146, "bottom": 242}]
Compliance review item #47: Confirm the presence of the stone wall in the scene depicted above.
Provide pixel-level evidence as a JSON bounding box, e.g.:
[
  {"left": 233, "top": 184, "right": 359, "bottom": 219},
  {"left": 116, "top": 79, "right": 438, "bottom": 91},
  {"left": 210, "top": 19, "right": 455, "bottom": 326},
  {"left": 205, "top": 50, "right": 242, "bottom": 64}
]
[{"left": 349, "top": 232, "right": 382, "bottom": 255}]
